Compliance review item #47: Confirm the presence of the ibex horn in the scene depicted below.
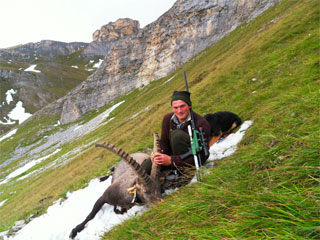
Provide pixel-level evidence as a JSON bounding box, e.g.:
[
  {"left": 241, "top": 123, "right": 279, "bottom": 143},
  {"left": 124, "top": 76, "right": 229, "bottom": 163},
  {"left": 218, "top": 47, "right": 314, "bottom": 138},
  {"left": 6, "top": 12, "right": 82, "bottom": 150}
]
[
  {"left": 151, "top": 132, "right": 161, "bottom": 179},
  {"left": 96, "top": 143, "right": 151, "bottom": 185}
]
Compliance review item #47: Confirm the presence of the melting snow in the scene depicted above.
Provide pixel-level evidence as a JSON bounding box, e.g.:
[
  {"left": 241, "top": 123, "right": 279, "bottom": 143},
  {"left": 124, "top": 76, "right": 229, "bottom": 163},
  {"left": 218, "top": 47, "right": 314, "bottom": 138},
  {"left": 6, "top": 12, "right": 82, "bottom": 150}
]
[
  {"left": 163, "top": 76, "right": 175, "bottom": 85},
  {"left": 24, "top": 65, "right": 41, "bottom": 73},
  {"left": 0, "top": 129, "right": 17, "bottom": 143},
  {"left": 0, "top": 101, "right": 124, "bottom": 175},
  {"left": 208, "top": 120, "right": 253, "bottom": 161},
  {"left": 6, "top": 178, "right": 146, "bottom": 240},
  {"left": 93, "top": 59, "right": 104, "bottom": 68},
  {"left": 3, "top": 120, "right": 253, "bottom": 240},
  {"left": 6, "top": 89, "right": 17, "bottom": 105},
  {"left": 0, "top": 199, "right": 8, "bottom": 208},
  {"left": 0, "top": 149, "right": 62, "bottom": 186},
  {"left": 0, "top": 117, "right": 16, "bottom": 125},
  {"left": 0, "top": 98, "right": 32, "bottom": 125},
  {"left": 7, "top": 101, "right": 32, "bottom": 124}
]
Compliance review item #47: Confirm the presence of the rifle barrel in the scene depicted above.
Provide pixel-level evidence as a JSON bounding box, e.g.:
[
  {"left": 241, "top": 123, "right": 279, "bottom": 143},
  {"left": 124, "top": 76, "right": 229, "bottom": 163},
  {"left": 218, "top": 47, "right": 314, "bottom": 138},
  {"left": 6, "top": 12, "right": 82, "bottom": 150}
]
[{"left": 184, "top": 71, "right": 189, "bottom": 92}]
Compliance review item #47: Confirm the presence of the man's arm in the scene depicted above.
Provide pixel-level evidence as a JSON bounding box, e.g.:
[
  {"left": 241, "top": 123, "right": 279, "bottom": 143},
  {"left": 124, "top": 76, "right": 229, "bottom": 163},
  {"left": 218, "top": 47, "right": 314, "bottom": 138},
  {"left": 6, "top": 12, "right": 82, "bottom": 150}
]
[
  {"left": 160, "top": 113, "right": 173, "bottom": 155},
  {"left": 170, "top": 114, "right": 211, "bottom": 167}
]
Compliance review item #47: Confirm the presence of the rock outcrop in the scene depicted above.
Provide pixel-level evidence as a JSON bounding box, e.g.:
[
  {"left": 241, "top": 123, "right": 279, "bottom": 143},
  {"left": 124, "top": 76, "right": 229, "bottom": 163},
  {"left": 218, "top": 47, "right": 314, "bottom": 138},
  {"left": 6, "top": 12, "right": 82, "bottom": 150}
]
[
  {"left": 81, "top": 18, "right": 140, "bottom": 57},
  {"left": 50, "top": 0, "right": 280, "bottom": 124}
]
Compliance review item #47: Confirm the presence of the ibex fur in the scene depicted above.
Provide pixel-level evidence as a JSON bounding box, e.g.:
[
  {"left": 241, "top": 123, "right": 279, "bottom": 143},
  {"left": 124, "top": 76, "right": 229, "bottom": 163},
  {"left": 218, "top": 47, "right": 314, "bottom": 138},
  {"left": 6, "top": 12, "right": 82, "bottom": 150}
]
[{"left": 69, "top": 133, "right": 162, "bottom": 239}]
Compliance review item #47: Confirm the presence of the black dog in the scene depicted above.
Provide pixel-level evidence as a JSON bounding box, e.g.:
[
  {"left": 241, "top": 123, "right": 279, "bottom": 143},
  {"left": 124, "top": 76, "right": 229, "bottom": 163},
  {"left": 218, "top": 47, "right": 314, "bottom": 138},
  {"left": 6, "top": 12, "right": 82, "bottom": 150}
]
[{"left": 204, "top": 111, "right": 242, "bottom": 146}]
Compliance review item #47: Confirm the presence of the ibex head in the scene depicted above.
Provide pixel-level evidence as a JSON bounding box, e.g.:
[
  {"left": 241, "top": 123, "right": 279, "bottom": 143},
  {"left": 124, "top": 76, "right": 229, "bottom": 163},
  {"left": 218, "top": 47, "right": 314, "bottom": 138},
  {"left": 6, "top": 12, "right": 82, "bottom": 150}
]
[
  {"left": 134, "top": 176, "right": 162, "bottom": 204},
  {"left": 96, "top": 132, "right": 162, "bottom": 205}
]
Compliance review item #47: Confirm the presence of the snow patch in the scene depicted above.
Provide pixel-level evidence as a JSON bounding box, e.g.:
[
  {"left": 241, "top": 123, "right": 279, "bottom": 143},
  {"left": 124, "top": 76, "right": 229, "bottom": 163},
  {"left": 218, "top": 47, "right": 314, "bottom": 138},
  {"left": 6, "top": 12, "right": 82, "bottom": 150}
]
[
  {"left": 0, "top": 129, "right": 17, "bottom": 142},
  {"left": 163, "top": 76, "right": 175, "bottom": 85},
  {"left": 7, "top": 178, "right": 146, "bottom": 240},
  {"left": 93, "top": 59, "right": 104, "bottom": 68},
  {"left": 0, "top": 117, "right": 16, "bottom": 125},
  {"left": 208, "top": 120, "right": 253, "bottom": 161},
  {"left": 24, "top": 65, "right": 41, "bottom": 73},
  {"left": 6, "top": 89, "right": 17, "bottom": 104},
  {"left": 7, "top": 101, "right": 32, "bottom": 124},
  {"left": 0, "top": 149, "right": 61, "bottom": 185},
  {"left": 0, "top": 199, "right": 8, "bottom": 208},
  {"left": 0, "top": 101, "right": 124, "bottom": 172}
]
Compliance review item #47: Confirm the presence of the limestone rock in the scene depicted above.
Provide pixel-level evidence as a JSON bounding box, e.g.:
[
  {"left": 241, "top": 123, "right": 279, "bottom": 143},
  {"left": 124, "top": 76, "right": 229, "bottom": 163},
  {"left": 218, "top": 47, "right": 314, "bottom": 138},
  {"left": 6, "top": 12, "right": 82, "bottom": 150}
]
[
  {"left": 92, "top": 18, "right": 140, "bottom": 42},
  {"left": 40, "top": 0, "right": 282, "bottom": 124}
]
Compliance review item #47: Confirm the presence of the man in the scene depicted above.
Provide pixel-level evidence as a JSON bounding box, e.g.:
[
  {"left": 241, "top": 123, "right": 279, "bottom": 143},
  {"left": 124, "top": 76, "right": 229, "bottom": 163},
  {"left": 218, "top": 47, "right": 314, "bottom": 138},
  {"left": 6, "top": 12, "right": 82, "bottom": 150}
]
[{"left": 151, "top": 91, "right": 211, "bottom": 173}]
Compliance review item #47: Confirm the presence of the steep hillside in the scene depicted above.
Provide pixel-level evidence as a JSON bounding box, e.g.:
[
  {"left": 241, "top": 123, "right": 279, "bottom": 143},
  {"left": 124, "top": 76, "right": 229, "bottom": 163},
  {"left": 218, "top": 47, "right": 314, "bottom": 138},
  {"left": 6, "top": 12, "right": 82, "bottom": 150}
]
[
  {"left": 103, "top": 0, "right": 319, "bottom": 239},
  {"left": 0, "top": 0, "right": 318, "bottom": 239}
]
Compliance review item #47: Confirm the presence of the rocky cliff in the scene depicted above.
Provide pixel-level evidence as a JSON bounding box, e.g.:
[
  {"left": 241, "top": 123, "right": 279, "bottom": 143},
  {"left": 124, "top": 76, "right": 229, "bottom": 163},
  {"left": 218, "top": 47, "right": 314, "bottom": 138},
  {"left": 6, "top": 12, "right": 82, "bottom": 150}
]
[{"left": 45, "top": 0, "right": 280, "bottom": 124}]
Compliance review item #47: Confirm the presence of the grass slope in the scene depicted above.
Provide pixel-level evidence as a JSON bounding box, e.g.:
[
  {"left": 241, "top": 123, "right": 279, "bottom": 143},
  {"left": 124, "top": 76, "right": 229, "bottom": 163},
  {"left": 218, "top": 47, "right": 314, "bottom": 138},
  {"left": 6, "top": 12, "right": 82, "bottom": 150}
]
[
  {"left": 0, "top": 0, "right": 318, "bottom": 239},
  {"left": 103, "top": 0, "right": 319, "bottom": 239}
]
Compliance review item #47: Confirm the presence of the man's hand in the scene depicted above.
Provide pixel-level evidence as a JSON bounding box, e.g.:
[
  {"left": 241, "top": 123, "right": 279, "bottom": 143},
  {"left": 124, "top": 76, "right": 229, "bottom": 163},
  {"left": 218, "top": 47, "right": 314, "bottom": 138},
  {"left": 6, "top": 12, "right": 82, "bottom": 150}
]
[{"left": 151, "top": 152, "right": 171, "bottom": 166}]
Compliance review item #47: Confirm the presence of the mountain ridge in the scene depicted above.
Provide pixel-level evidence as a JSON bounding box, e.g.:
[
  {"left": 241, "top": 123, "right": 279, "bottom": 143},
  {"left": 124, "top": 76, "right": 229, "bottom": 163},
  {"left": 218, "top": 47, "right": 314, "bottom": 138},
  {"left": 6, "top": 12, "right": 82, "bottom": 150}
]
[
  {"left": 33, "top": 0, "right": 280, "bottom": 124},
  {"left": 0, "top": 0, "right": 279, "bottom": 133}
]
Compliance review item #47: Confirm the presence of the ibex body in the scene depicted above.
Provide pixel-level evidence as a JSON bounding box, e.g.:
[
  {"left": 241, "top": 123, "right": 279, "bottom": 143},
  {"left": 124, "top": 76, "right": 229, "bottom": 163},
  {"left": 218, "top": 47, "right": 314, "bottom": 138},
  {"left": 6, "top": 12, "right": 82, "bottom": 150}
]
[{"left": 70, "top": 133, "right": 161, "bottom": 239}]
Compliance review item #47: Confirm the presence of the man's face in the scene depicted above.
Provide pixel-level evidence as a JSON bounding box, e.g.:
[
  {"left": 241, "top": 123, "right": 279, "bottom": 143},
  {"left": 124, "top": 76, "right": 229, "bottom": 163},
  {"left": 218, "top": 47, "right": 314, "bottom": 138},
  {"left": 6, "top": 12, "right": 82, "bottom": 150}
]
[{"left": 172, "top": 100, "right": 191, "bottom": 123}]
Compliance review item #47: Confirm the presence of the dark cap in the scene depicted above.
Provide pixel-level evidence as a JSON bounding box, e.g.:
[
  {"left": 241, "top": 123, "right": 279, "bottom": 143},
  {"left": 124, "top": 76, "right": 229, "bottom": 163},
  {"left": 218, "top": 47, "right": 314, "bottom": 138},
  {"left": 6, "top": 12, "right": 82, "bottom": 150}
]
[{"left": 171, "top": 91, "right": 192, "bottom": 106}]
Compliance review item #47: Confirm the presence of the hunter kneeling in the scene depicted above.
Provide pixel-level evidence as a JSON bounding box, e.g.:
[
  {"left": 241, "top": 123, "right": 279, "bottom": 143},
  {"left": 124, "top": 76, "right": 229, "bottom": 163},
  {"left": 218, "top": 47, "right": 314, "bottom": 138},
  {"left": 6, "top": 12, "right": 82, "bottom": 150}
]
[{"left": 150, "top": 90, "right": 211, "bottom": 187}]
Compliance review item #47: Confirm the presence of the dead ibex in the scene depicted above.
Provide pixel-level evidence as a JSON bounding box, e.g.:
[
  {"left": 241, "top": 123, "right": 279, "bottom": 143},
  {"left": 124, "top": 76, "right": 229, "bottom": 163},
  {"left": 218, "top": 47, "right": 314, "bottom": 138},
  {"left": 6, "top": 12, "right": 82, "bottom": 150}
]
[{"left": 69, "top": 133, "right": 162, "bottom": 239}]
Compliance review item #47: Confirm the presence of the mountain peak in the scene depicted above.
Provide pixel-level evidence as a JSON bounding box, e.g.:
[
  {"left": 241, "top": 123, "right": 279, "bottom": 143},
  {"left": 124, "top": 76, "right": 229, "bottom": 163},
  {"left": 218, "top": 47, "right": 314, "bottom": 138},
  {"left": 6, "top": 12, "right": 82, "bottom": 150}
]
[{"left": 92, "top": 18, "right": 140, "bottom": 42}]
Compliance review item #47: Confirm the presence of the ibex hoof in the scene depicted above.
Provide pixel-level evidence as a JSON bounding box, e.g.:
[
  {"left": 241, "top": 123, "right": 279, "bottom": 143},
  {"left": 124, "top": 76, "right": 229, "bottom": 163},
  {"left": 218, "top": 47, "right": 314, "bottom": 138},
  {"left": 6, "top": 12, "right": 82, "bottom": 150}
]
[
  {"left": 69, "top": 225, "right": 83, "bottom": 239},
  {"left": 69, "top": 229, "right": 78, "bottom": 239}
]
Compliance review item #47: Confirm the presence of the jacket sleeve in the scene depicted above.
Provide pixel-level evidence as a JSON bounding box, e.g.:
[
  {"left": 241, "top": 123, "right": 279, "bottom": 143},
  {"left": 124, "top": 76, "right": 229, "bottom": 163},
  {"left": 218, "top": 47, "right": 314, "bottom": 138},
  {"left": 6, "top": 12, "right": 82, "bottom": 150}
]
[{"left": 160, "top": 113, "right": 172, "bottom": 155}]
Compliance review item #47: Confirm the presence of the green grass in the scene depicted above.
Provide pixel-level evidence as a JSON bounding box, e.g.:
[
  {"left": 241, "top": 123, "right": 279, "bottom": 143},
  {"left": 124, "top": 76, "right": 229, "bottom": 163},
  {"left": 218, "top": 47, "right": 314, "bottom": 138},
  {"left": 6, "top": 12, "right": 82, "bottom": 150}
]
[
  {"left": 102, "top": 0, "right": 320, "bottom": 239},
  {"left": 0, "top": 0, "right": 319, "bottom": 239}
]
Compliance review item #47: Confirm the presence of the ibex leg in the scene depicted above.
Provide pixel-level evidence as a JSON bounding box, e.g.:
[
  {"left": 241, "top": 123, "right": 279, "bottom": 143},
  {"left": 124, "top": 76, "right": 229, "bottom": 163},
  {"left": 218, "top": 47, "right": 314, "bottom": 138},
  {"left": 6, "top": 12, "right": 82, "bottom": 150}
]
[{"left": 69, "top": 194, "right": 107, "bottom": 239}]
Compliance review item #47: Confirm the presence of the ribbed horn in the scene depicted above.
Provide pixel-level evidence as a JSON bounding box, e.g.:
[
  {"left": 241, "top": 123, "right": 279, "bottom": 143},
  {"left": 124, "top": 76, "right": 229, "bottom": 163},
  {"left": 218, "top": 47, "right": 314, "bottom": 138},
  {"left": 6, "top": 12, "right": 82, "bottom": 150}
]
[
  {"left": 96, "top": 143, "right": 151, "bottom": 185},
  {"left": 151, "top": 132, "right": 161, "bottom": 179}
]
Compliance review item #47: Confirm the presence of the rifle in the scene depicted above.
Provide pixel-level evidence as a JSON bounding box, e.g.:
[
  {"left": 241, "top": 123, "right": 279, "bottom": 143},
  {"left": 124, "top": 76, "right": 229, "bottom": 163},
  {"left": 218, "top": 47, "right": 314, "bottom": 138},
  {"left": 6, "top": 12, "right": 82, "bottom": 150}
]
[{"left": 183, "top": 72, "right": 209, "bottom": 182}]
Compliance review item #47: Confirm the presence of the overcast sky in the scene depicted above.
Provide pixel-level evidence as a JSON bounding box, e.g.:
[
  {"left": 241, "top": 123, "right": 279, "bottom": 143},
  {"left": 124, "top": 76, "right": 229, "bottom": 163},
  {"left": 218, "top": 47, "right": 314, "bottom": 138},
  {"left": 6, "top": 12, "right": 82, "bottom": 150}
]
[{"left": 0, "top": 0, "right": 176, "bottom": 49}]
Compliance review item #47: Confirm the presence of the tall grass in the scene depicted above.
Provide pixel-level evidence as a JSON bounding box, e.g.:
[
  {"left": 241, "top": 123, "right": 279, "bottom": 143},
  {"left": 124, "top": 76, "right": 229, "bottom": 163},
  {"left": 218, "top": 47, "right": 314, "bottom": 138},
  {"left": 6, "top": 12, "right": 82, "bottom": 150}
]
[
  {"left": 0, "top": 0, "right": 318, "bottom": 239},
  {"left": 103, "top": 0, "right": 319, "bottom": 239}
]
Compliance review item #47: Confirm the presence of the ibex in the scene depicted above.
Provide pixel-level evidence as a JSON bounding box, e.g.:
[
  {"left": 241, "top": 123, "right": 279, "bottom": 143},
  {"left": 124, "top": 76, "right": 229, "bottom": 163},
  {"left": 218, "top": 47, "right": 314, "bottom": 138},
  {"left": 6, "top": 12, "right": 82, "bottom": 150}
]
[{"left": 69, "top": 133, "right": 162, "bottom": 239}]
